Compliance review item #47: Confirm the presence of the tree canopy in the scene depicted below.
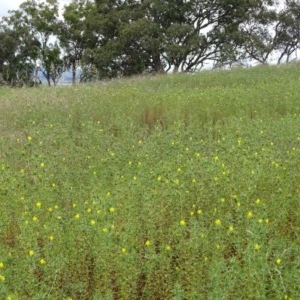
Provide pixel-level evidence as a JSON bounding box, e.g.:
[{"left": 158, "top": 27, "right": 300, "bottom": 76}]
[{"left": 0, "top": 0, "right": 299, "bottom": 86}]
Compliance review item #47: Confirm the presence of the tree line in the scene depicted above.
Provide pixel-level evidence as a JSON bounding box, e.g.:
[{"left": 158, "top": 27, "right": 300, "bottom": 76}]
[{"left": 0, "top": 0, "right": 299, "bottom": 87}]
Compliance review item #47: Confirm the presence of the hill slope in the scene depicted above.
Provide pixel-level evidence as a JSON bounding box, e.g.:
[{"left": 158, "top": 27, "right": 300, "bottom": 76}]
[{"left": 1, "top": 64, "right": 300, "bottom": 299}]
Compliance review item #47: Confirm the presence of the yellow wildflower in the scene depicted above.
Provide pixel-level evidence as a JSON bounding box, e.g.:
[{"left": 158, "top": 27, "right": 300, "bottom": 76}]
[
  {"left": 179, "top": 219, "right": 186, "bottom": 226},
  {"left": 254, "top": 243, "right": 261, "bottom": 251},
  {"left": 165, "top": 245, "right": 171, "bottom": 251},
  {"left": 247, "top": 211, "right": 253, "bottom": 219},
  {"left": 215, "top": 219, "right": 221, "bottom": 226}
]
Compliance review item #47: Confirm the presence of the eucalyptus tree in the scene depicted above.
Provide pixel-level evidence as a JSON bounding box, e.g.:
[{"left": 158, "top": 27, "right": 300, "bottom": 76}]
[
  {"left": 202, "top": 0, "right": 280, "bottom": 68},
  {"left": 236, "top": 3, "right": 279, "bottom": 65},
  {"left": 86, "top": 0, "right": 280, "bottom": 77},
  {"left": 0, "top": 27, "right": 18, "bottom": 85},
  {"left": 59, "top": 0, "right": 97, "bottom": 84},
  {"left": 83, "top": 0, "right": 147, "bottom": 79},
  {"left": 275, "top": 0, "right": 300, "bottom": 63},
  {"left": 2, "top": 0, "right": 63, "bottom": 86},
  {"left": 0, "top": 20, "right": 40, "bottom": 86}
]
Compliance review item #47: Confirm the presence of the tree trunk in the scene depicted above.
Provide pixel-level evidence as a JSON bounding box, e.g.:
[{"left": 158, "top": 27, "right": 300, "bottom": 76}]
[{"left": 72, "top": 61, "right": 76, "bottom": 84}]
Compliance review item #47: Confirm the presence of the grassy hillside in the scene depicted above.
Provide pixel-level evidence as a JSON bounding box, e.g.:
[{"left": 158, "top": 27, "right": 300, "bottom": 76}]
[{"left": 1, "top": 64, "right": 300, "bottom": 299}]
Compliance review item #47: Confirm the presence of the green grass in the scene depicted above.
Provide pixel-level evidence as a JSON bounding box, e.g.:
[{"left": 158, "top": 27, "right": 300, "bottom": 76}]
[{"left": 1, "top": 63, "right": 300, "bottom": 299}]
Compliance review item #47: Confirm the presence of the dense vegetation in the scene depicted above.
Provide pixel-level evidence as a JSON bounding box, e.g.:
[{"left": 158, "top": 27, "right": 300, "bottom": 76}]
[
  {"left": 1, "top": 0, "right": 300, "bottom": 86},
  {"left": 1, "top": 64, "right": 300, "bottom": 299}
]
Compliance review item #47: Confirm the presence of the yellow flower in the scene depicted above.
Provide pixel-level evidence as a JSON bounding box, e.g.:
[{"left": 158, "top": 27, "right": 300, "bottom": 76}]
[
  {"left": 109, "top": 207, "right": 115, "bottom": 213},
  {"left": 102, "top": 227, "right": 108, "bottom": 233},
  {"left": 276, "top": 258, "right": 281, "bottom": 265},
  {"left": 27, "top": 136, "right": 32, "bottom": 141},
  {"left": 90, "top": 220, "right": 96, "bottom": 226},
  {"left": 173, "top": 179, "right": 179, "bottom": 185},
  {"left": 197, "top": 209, "right": 203, "bottom": 215},
  {"left": 40, "top": 162, "right": 45, "bottom": 168},
  {"left": 145, "top": 240, "right": 151, "bottom": 247},
  {"left": 165, "top": 245, "right": 171, "bottom": 251},
  {"left": 215, "top": 219, "right": 221, "bottom": 226},
  {"left": 40, "top": 258, "right": 46, "bottom": 265},
  {"left": 121, "top": 248, "right": 127, "bottom": 254},
  {"left": 36, "top": 202, "right": 41, "bottom": 208},
  {"left": 229, "top": 225, "right": 234, "bottom": 232},
  {"left": 254, "top": 243, "right": 261, "bottom": 251},
  {"left": 32, "top": 216, "right": 38, "bottom": 222},
  {"left": 247, "top": 211, "right": 253, "bottom": 219},
  {"left": 0, "top": 262, "right": 4, "bottom": 269},
  {"left": 75, "top": 214, "right": 80, "bottom": 219},
  {"left": 0, "top": 275, "right": 5, "bottom": 281},
  {"left": 49, "top": 235, "right": 54, "bottom": 241},
  {"left": 29, "top": 250, "right": 34, "bottom": 257},
  {"left": 179, "top": 219, "right": 186, "bottom": 226}
]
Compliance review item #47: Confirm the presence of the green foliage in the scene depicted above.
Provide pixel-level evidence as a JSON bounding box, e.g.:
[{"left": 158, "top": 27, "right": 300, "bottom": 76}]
[
  {"left": 0, "top": 28, "right": 35, "bottom": 86},
  {"left": 1, "top": 0, "right": 300, "bottom": 82},
  {"left": 60, "top": 0, "right": 96, "bottom": 83},
  {"left": 1, "top": 0, "right": 62, "bottom": 86},
  {"left": 1, "top": 64, "right": 300, "bottom": 298}
]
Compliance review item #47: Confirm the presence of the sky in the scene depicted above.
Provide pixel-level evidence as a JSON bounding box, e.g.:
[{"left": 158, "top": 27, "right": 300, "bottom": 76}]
[{"left": 0, "top": 0, "right": 72, "bottom": 18}]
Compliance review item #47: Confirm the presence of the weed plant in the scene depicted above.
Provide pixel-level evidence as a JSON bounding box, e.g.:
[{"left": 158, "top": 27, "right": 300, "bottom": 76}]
[{"left": 1, "top": 64, "right": 300, "bottom": 299}]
